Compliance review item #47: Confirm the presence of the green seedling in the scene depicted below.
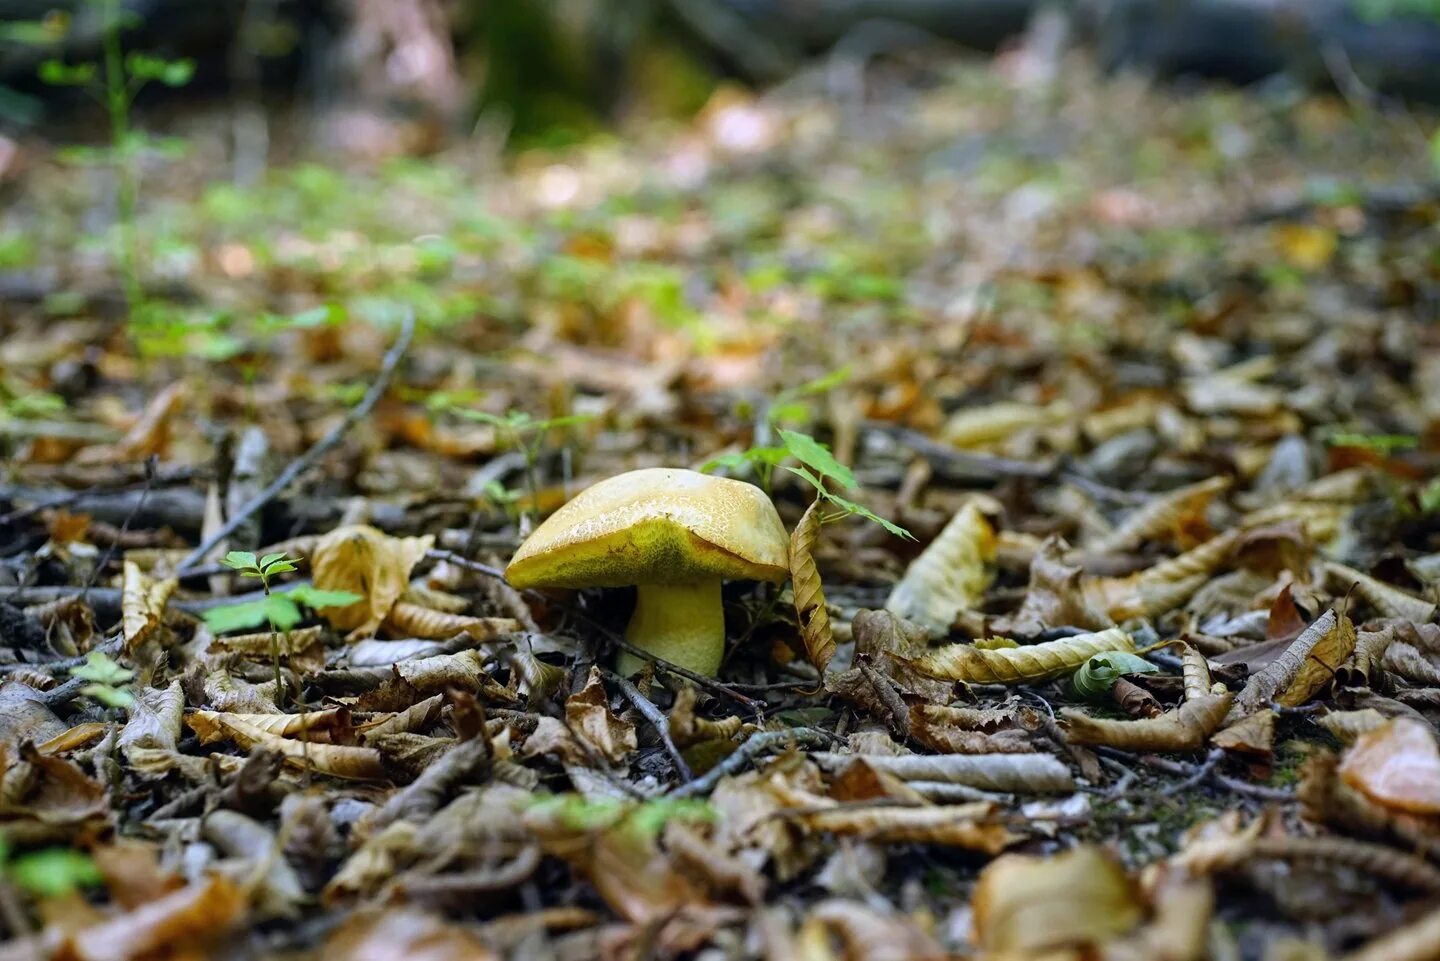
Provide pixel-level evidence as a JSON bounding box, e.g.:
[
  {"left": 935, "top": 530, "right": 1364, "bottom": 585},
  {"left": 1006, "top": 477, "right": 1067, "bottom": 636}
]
[
  {"left": 38, "top": 0, "right": 194, "bottom": 317},
  {"left": 1071, "top": 651, "right": 1162, "bottom": 701},
  {"left": 0, "top": 835, "right": 103, "bottom": 899},
  {"left": 69, "top": 650, "right": 134, "bottom": 708},
  {"left": 211, "top": 551, "right": 357, "bottom": 707},
  {"left": 450, "top": 409, "right": 595, "bottom": 522}
]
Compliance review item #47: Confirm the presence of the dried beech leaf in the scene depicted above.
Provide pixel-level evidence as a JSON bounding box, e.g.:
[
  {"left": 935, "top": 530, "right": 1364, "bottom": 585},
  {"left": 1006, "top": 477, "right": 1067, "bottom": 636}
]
[
  {"left": 1339, "top": 718, "right": 1440, "bottom": 815},
  {"left": 210, "top": 625, "right": 326, "bottom": 671},
  {"left": 1316, "top": 709, "right": 1388, "bottom": 744},
  {"left": 1085, "top": 529, "right": 1242, "bottom": 620},
  {"left": 1338, "top": 904, "right": 1440, "bottom": 961},
  {"left": 990, "top": 536, "right": 1110, "bottom": 637},
  {"left": 1381, "top": 641, "right": 1440, "bottom": 686},
  {"left": 669, "top": 686, "right": 743, "bottom": 748},
  {"left": 1179, "top": 644, "right": 1216, "bottom": 701},
  {"left": 56, "top": 874, "right": 245, "bottom": 961},
  {"left": 1326, "top": 561, "right": 1438, "bottom": 624},
  {"left": 795, "top": 802, "right": 1019, "bottom": 854},
  {"left": 121, "top": 560, "right": 177, "bottom": 653},
  {"left": 942, "top": 400, "right": 1071, "bottom": 448},
  {"left": 1228, "top": 608, "right": 1347, "bottom": 723},
  {"left": 383, "top": 602, "right": 519, "bottom": 642},
  {"left": 312, "top": 525, "right": 435, "bottom": 639},
  {"left": 118, "top": 680, "right": 184, "bottom": 757},
  {"left": 811, "top": 751, "right": 1074, "bottom": 793},
  {"left": 911, "top": 626, "right": 1134, "bottom": 684},
  {"left": 565, "top": 666, "right": 637, "bottom": 765},
  {"left": 74, "top": 382, "right": 186, "bottom": 467},
  {"left": 320, "top": 907, "right": 499, "bottom": 961},
  {"left": 186, "top": 713, "right": 386, "bottom": 780},
  {"left": 1090, "top": 476, "right": 1231, "bottom": 555},
  {"left": 1336, "top": 627, "right": 1395, "bottom": 689},
  {"left": 1063, "top": 691, "right": 1233, "bottom": 752},
  {"left": 972, "top": 845, "right": 1142, "bottom": 953},
  {"left": 789, "top": 498, "right": 834, "bottom": 671},
  {"left": 1210, "top": 710, "right": 1275, "bottom": 759},
  {"left": 884, "top": 500, "right": 996, "bottom": 636},
  {"left": 1277, "top": 609, "right": 1357, "bottom": 707}
]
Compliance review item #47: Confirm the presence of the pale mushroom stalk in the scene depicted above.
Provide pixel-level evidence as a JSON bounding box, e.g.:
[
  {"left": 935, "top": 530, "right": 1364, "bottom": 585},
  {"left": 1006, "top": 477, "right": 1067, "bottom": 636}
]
[{"left": 619, "top": 580, "right": 724, "bottom": 677}]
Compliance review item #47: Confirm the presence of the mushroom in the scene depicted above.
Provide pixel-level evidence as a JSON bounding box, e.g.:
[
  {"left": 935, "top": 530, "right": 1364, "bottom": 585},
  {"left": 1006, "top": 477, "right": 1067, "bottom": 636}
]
[{"left": 505, "top": 468, "right": 789, "bottom": 676}]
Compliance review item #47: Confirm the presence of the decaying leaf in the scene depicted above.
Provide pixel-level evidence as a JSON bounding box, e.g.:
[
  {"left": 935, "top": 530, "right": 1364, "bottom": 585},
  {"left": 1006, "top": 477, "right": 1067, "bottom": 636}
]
[
  {"left": 187, "top": 712, "right": 386, "bottom": 780},
  {"left": 320, "top": 907, "right": 500, "bottom": 961},
  {"left": 75, "top": 381, "right": 186, "bottom": 466},
  {"left": 1276, "top": 607, "right": 1357, "bottom": 707},
  {"left": 990, "top": 536, "right": 1111, "bottom": 638},
  {"left": 912, "top": 626, "right": 1134, "bottom": 684},
  {"left": 1316, "top": 709, "right": 1388, "bottom": 744},
  {"left": 1064, "top": 691, "right": 1234, "bottom": 752},
  {"left": 1085, "top": 528, "right": 1242, "bottom": 620},
  {"left": 1336, "top": 626, "right": 1396, "bottom": 689},
  {"left": 1090, "top": 475, "right": 1231, "bottom": 554},
  {"left": 668, "top": 685, "right": 744, "bottom": 748},
  {"left": 312, "top": 524, "right": 435, "bottom": 639},
  {"left": 812, "top": 751, "right": 1074, "bottom": 793},
  {"left": 1211, "top": 710, "right": 1275, "bottom": 759},
  {"left": 1177, "top": 821, "right": 1440, "bottom": 893},
  {"left": 565, "top": 666, "right": 637, "bottom": 765},
  {"left": 1325, "top": 561, "right": 1438, "bottom": 624},
  {"left": 1337, "top": 904, "right": 1440, "bottom": 961},
  {"left": 52, "top": 874, "right": 245, "bottom": 961},
  {"left": 972, "top": 845, "right": 1143, "bottom": 953},
  {"left": 942, "top": 400, "right": 1071, "bottom": 448},
  {"left": 884, "top": 500, "right": 996, "bottom": 637},
  {"left": 121, "top": 560, "right": 178, "bottom": 653},
  {"left": 802, "top": 899, "right": 947, "bottom": 961},
  {"left": 1339, "top": 718, "right": 1440, "bottom": 816},
  {"left": 789, "top": 498, "right": 834, "bottom": 671},
  {"left": 794, "top": 801, "right": 1019, "bottom": 854},
  {"left": 1228, "top": 608, "right": 1350, "bottom": 723},
  {"left": 383, "top": 602, "right": 520, "bottom": 642}
]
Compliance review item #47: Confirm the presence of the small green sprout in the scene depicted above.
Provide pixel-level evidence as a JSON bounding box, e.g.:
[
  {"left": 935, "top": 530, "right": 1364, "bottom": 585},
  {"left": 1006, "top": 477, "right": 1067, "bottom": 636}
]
[{"left": 69, "top": 650, "right": 134, "bottom": 708}]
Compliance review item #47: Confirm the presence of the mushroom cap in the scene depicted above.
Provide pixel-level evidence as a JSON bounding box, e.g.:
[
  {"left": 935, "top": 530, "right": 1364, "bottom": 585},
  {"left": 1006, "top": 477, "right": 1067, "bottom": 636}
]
[{"left": 505, "top": 468, "right": 790, "bottom": 589}]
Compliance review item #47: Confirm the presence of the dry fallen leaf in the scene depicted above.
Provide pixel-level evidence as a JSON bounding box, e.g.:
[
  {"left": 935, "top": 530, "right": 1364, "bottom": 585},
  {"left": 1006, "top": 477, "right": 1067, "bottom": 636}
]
[
  {"left": 794, "top": 801, "right": 1020, "bottom": 854},
  {"left": 312, "top": 524, "right": 435, "bottom": 639},
  {"left": 321, "top": 907, "right": 499, "bottom": 961},
  {"left": 884, "top": 500, "right": 996, "bottom": 637},
  {"left": 912, "top": 626, "right": 1134, "bottom": 684},
  {"left": 1339, "top": 718, "right": 1440, "bottom": 816},
  {"left": 1064, "top": 691, "right": 1233, "bottom": 752},
  {"left": 565, "top": 666, "right": 638, "bottom": 765},
  {"left": 121, "top": 559, "right": 177, "bottom": 654},
  {"left": 972, "top": 845, "right": 1143, "bottom": 953},
  {"left": 790, "top": 498, "right": 835, "bottom": 671}
]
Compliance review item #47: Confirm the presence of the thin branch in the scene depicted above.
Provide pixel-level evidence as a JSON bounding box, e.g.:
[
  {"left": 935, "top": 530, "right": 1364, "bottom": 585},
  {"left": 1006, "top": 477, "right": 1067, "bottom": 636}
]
[
  {"left": 669, "top": 728, "right": 832, "bottom": 799},
  {"left": 176, "top": 311, "right": 415, "bottom": 573},
  {"left": 606, "top": 670, "right": 692, "bottom": 783}
]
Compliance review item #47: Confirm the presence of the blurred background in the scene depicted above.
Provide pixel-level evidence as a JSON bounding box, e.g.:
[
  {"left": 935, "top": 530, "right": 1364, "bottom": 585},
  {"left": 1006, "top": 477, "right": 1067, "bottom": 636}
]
[{"left": 3, "top": 0, "right": 1440, "bottom": 168}]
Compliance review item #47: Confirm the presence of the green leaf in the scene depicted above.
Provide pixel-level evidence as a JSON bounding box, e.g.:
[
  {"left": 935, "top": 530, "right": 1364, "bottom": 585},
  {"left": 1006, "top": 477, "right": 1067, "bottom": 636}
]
[
  {"left": 70, "top": 651, "right": 133, "bottom": 686},
  {"left": 37, "top": 60, "right": 94, "bottom": 86},
  {"left": 223, "top": 550, "right": 258, "bottom": 572},
  {"left": 1071, "top": 651, "right": 1161, "bottom": 700},
  {"left": 79, "top": 683, "right": 134, "bottom": 709},
  {"left": 8, "top": 849, "right": 102, "bottom": 898},
  {"left": 700, "top": 452, "right": 754, "bottom": 475},
  {"left": 823, "top": 492, "right": 915, "bottom": 540},
  {"left": 160, "top": 58, "right": 195, "bottom": 87},
  {"left": 779, "top": 430, "right": 855, "bottom": 489},
  {"left": 290, "top": 585, "right": 363, "bottom": 610},
  {"left": 258, "top": 552, "right": 288, "bottom": 569},
  {"left": 202, "top": 596, "right": 274, "bottom": 633},
  {"left": 264, "top": 561, "right": 298, "bottom": 575}
]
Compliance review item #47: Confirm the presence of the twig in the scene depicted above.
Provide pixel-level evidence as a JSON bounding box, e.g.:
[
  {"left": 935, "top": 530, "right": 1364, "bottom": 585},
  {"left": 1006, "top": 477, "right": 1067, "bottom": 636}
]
[
  {"left": 1095, "top": 746, "right": 1295, "bottom": 802},
  {"left": 424, "top": 548, "right": 764, "bottom": 718},
  {"left": 607, "top": 670, "right": 692, "bottom": 783},
  {"left": 0, "top": 465, "right": 205, "bottom": 528},
  {"left": 83, "top": 456, "right": 157, "bottom": 599},
  {"left": 175, "top": 310, "right": 415, "bottom": 573},
  {"left": 1162, "top": 747, "right": 1224, "bottom": 797},
  {"left": 669, "top": 728, "right": 832, "bottom": 799}
]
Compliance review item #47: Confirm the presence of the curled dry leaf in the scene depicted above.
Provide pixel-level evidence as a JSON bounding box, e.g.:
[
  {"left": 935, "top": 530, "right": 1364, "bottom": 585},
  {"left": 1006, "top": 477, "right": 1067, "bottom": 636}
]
[
  {"left": 52, "top": 874, "right": 245, "bottom": 961},
  {"left": 311, "top": 524, "right": 435, "bottom": 639},
  {"left": 75, "top": 381, "right": 186, "bottom": 466},
  {"left": 187, "top": 712, "right": 386, "bottom": 780},
  {"left": 1299, "top": 751, "right": 1440, "bottom": 861},
  {"left": 811, "top": 751, "right": 1074, "bottom": 793},
  {"left": 1178, "top": 644, "right": 1215, "bottom": 702},
  {"left": 210, "top": 625, "right": 326, "bottom": 671},
  {"left": 911, "top": 626, "right": 1134, "bottom": 684},
  {"left": 1316, "top": 709, "right": 1388, "bottom": 744},
  {"left": 989, "top": 536, "right": 1110, "bottom": 638},
  {"left": 1325, "top": 561, "right": 1438, "bottom": 624},
  {"left": 320, "top": 907, "right": 499, "bottom": 961},
  {"left": 0, "top": 741, "right": 109, "bottom": 844},
  {"left": 383, "top": 602, "right": 520, "bottom": 642},
  {"left": 1090, "top": 475, "right": 1231, "bottom": 555},
  {"left": 884, "top": 500, "right": 996, "bottom": 637},
  {"left": 789, "top": 498, "right": 834, "bottom": 672},
  {"left": 565, "top": 666, "right": 638, "bottom": 765},
  {"left": 1227, "top": 608, "right": 1348, "bottom": 723},
  {"left": 1177, "top": 825, "right": 1440, "bottom": 893},
  {"left": 972, "top": 845, "right": 1143, "bottom": 954},
  {"left": 1210, "top": 710, "right": 1275, "bottom": 760},
  {"left": 669, "top": 685, "right": 744, "bottom": 748},
  {"left": 1063, "top": 691, "right": 1233, "bottom": 752},
  {"left": 121, "top": 559, "right": 178, "bottom": 654},
  {"left": 908, "top": 704, "right": 1034, "bottom": 755},
  {"left": 803, "top": 899, "right": 947, "bottom": 961},
  {"left": 1085, "top": 528, "right": 1242, "bottom": 620},
  {"left": 1336, "top": 627, "right": 1395, "bottom": 689},
  {"left": 1277, "top": 608, "right": 1357, "bottom": 708},
  {"left": 794, "top": 802, "right": 1020, "bottom": 854},
  {"left": 1339, "top": 718, "right": 1440, "bottom": 816},
  {"left": 942, "top": 400, "right": 1071, "bottom": 448},
  {"left": 118, "top": 680, "right": 184, "bottom": 757}
]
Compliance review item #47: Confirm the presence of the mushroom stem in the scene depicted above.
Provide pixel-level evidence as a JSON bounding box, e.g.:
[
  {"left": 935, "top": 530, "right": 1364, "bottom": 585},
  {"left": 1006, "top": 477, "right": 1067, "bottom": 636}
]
[{"left": 618, "top": 580, "right": 726, "bottom": 677}]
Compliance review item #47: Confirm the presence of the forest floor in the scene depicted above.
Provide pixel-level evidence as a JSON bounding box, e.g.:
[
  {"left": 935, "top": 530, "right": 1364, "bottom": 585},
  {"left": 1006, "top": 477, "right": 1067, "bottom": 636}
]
[{"left": 2, "top": 52, "right": 1440, "bottom": 960}]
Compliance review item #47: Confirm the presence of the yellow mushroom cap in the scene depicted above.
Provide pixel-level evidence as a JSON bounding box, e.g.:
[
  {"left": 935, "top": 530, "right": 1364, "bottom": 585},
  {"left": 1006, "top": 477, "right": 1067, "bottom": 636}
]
[{"left": 505, "top": 468, "right": 790, "bottom": 589}]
